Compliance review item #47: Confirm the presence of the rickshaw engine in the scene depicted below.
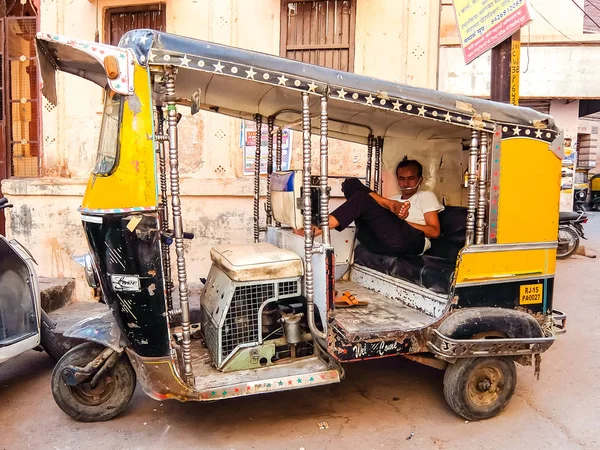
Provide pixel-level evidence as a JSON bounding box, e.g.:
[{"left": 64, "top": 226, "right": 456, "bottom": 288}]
[{"left": 200, "top": 255, "right": 304, "bottom": 371}]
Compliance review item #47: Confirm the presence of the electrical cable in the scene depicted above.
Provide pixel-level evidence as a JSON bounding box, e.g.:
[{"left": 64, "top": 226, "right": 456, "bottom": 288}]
[
  {"left": 570, "top": 0, "right": 600, "bottom": 30},
  {"left": 530, "top": 3, "right": 576, "bottom": 41}
]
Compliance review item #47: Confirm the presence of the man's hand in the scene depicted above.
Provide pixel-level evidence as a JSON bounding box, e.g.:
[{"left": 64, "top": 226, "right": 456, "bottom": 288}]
[{"left": 388, "top": 200, "right": 410, "bottom": 220}]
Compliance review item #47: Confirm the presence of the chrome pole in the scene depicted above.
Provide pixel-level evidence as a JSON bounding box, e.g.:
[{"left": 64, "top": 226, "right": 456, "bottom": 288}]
[
  {"left": 164, "top": 67, "right": 193, "bottom": 381},
  {"left": 301, "top": 92, "right": 325, "bottom": 341},
  {"left": 266, "top": 117, "right": 274, "bottom": 227},
  {"left": 466, "top": 130, "right": 480, "bottom": 246},
  {"left": 374, "top": 136, "right": 383, "bottom": 194},
  {"left": 475, "top": 132, "right": 489, "bottom": 245},
  {"left": 366, "top": 134, "right": 374, "bottom": 189},
  {"left": 253, "top": 114, "right": 263, "bottom": 243},
  {"left": 156, "top": 106, "right": 173, "bottom": 311},
  {"left": 275, "top": 128, "right": 283, "bottom": 227},
  {"left": 319, "top": 96, "right": 330, "bottom": 246}
]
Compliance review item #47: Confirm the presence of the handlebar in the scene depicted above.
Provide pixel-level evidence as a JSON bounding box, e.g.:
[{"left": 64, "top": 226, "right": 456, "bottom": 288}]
[{"left": 0, "top": 197, "right": 12, "bottom": 211}]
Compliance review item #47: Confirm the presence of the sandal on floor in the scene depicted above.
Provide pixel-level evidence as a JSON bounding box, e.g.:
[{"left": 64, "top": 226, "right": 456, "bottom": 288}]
[{"left": 334, "top": 291, "right": 369, "bottom": 308}]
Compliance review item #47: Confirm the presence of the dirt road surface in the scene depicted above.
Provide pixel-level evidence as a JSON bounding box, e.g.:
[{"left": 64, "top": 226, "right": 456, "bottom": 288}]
[{"left": 1, "top": 214, "right": 599, "bottom": 450}]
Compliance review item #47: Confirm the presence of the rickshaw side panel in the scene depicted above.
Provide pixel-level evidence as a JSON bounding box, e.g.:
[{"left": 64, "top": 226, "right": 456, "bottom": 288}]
[
  {"left": 496, "top": 138, "right": 561, "bottom": 244},
  {"left": 454, "top": 277, "right": 554, "bottom": 315},
  {"left": 83, "top": 213, "right": 171, "bottom": 357},
  {"left": 81, "top": 64, "right": 157, "bottom": 212}
]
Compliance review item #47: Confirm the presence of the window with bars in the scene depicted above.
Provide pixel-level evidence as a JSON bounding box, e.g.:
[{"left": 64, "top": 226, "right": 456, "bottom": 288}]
[
  {"left": 5, "top": 17, "right": 39, "bottom": 178},
  {"left": 104, "top": 4, "right": 166, "bottom": 46},
  {"left": 280, "top": 0, "right": 356, "bottom": 71}
]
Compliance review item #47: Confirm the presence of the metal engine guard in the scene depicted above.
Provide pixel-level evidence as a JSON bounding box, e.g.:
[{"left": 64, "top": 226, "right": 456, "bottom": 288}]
[
  {"left": 427, "top": 329, "right": 555, "bottom": 362},
  {"left": 64, "top": 311, "right": 127, "bottom": 352}
]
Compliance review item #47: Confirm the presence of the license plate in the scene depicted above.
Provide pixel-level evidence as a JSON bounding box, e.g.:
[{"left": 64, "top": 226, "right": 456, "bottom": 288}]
[{"left": 520, "top": 283, "right": 543, "bottom": 305}]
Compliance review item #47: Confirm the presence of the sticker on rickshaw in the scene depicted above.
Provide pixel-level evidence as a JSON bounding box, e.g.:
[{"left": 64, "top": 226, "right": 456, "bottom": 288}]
[
  {"left": 111, "top": 274, "right": 141, "bottom": 292},
  {"left": 519, "top": 284, "right": 543, "bottom": 304}
]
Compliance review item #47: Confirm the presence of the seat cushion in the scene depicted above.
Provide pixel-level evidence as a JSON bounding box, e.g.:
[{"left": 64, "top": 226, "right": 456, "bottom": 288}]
[
  {"left": 210, "top": 243, "right": 303, "bottom": 282},
  {"left": 354, "top": 244, "right": 455, "bottom": 294}
]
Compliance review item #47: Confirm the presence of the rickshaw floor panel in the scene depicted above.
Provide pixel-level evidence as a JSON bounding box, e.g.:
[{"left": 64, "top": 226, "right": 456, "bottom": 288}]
[
  {"left": 188, "top": 339, "right": 335, "bottom": 390},
  {"left": 333, "top": 280, "right": 436, "bottom": 334}
]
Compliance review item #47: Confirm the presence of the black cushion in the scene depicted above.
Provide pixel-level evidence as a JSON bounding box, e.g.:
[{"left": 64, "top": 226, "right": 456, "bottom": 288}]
[{"left": 353, "top": 206, "right": 467, "bottom": 294}]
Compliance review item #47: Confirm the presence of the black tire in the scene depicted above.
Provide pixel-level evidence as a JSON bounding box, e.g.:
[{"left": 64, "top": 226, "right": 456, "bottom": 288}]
[
  {"left": 443, "top": 357, "right": 516, "bottom": 421},
  {"left": 40, "top": 311, "right": 67, "bottom": 361},
  {"left": 557, "top": 226, "right": 579, "bottom": 259},
  {"left": 51, "top": 342, "right": 136, "bottom": 422},
  {"left": 593, "top": 203, "right": 600, "bottom": 212}
]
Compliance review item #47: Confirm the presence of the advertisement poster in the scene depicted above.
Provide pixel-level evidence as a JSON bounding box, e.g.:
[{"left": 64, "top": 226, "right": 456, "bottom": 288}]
[
  {"left": 453, "top": 0, "right": 532, "bottom": 64},
  {"left": 242, "top": 121, "right": 292, "bottom": 175}
]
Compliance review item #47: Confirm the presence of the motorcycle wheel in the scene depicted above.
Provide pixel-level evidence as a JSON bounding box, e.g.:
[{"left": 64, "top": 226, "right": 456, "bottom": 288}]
[
  {"left": 51, "top": 342, "right": 136, "bottom": 422},
  {"left": 557, "top": 226, "right": 579, "bottom": 259}
]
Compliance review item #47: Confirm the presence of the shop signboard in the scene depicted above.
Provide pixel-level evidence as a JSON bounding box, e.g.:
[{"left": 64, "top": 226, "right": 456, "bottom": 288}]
[{"left": 242, "top": 121, "right": 292, "bottom": 175}]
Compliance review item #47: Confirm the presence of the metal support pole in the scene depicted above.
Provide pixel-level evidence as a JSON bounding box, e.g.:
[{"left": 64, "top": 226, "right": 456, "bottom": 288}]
[
  {"left": 266, "top": 117, "right": 274, "bottom": 226},
  {"left": 374, "top": 136, "right": 383, "bottom": 194},
  {"left": 366, "top": 134, "right": 374, "bottom": 189},
  {"left": 465, "top": 130, "right": 480, "bottom": 246},
  {"left": 164, "top": 67, "right": 193, "bottom": 381},
  {"left": 475, "top": 132, "right": 489, "bottom": 245},
  {"left": 301, "top": 92, "right": 325, "bottom": 341},
  {"left": 253, "top": 114, "right": 263, "bottom": 243},
  {"left": 319, "top": 96, "right": 330, "bottom": 246},
  {"left": 275, "top": 128, "right": 283, "bottom": 227},
  {"left": 156, "top": 106, "right": 173, "bottom": 311}
]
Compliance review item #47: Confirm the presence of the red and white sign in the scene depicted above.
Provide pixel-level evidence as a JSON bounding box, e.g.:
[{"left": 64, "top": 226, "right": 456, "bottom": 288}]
[{"left": 453, "top": 0, "right": 532, "bottom": 64}]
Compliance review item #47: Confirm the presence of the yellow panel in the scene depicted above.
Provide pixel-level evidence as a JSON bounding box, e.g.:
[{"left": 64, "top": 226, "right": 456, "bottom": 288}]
[
  {"left": 496, "top": 138, "right": 561, "bottom": 243},
  {"left": 455, "top": 248, "right": 556, "bottom": 284},
  {"left": 82, "top": 64, "right": 157, "bottom": 210}
]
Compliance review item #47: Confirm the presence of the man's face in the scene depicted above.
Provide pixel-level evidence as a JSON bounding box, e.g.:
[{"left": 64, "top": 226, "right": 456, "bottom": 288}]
[{"left": 396, "top": 165, "right": 421, "bottom": 197}]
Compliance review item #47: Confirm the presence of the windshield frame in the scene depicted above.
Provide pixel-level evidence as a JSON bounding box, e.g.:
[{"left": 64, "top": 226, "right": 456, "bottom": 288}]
[{"left": 93, "top": 89, "right": 124, "bottom": 176}]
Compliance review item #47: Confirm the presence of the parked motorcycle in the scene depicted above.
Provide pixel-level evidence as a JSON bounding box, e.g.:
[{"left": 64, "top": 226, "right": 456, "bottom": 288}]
[
  {"left": 0, "top": 197, "right": 63, "bottom": 365},
  {"left": 557, "top": 211, "right": 588, "bottom": 259}
]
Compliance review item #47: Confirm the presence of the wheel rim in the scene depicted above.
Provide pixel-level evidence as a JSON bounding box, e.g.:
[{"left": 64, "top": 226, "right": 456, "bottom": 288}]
[
  {"left": 69, "top": 375, "right": 116, "bottom": 406},
  {"left": 466, "top": 366, "right": 504, "bottom": 407},
  {"left": 558, "top": 229, "right": 577, "bottom": 254}
]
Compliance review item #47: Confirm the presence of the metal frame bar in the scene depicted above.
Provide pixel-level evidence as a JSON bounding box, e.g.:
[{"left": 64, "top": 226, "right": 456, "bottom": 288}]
[
  {"left": 488, "top": 127, "right": 502, "bottom": 244},
  {"left": 253, "top": 114, "right": 263, "bottom": 242},
  {"left": 275, "top": 127, "right": 283, "bottom": 227},
  {"left": 319, "top": 96, "right": 331, "bottom": 245},
  {"left": 374, "top": 136, "right": 384, "bottom": 194},
  {"left": 164, "top": 67, "right": 192, "bottom": 381},
  {"left": 465, "top": 130, "right": 479, "bottom": 245},
  {"left": 301, "top": 92, "right": 325, "bottom": 341},
  {"left": 266, "top": 117, "right": 274, "bottom": 226},
  {"left": 156, "top": 106, "right": 173, "bottom": 311},
  {"left": 366, "top": 134, "right": 374, "bottom": 189},
  {"left": 475, "top": 132, "right": 489, "bottom": 245}
]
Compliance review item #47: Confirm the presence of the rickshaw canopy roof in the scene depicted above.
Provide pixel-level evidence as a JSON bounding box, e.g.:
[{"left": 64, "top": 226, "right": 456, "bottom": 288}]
[{"left": 36, "top": 29, "right": 561, "bottom": 145}]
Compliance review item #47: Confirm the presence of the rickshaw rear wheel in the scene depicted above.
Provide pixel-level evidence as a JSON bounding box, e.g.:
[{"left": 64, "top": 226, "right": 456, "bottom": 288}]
[
  {"left": 443, "top": 356, "right": 516, "bottom": 421},
  {"left": 51, "top": 342, "right": 136, "bottom": 422}
]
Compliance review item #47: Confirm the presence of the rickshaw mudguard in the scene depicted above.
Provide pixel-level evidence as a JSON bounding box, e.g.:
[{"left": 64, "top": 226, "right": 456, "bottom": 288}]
[
  {"left": 64, "top": 311, "right": 128, "bottom": 353},
  {"left": 427, "top": 307, "right": 555, "bottom": 361}
]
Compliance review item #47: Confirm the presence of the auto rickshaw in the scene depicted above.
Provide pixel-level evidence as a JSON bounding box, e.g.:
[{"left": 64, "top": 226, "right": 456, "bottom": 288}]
[
  {"left": 591, "top": 174, "right": 600, "bottom": 211},
  {"left": 34, "top": 29, "right": 567, "bottom": 423},
  {"left": 573, "top": 168, "right": 590, "bottom": 212}
]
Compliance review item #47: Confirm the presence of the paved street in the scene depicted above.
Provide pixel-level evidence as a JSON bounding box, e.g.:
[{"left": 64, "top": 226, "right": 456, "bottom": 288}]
[{"left": 1, "top": 214, "right": 599, "bottom": 450}]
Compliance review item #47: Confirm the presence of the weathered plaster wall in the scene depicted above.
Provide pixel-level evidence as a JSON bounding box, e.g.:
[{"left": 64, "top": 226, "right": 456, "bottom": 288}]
[{"left": 3, "top": 0, "right": 442, "bottom": 298}]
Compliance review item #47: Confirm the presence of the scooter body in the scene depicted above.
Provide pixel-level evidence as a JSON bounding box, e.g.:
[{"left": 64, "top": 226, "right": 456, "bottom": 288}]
[{"left": 0, "top": 234, "right": 42, "bottom": 365}]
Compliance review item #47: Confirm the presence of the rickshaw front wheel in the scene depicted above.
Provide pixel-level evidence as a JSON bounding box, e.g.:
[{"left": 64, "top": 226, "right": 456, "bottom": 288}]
[
  {"left": 443, "top": 357, "right": 516, "bottom": 421},
  {"left": 51, "top": 342, "right": 136, "bottom": 422}
]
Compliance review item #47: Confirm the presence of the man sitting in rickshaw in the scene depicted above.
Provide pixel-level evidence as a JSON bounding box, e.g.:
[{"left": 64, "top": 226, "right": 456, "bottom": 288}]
[{"left": 303, "top": 157, "right": 443, "bottom": 256}]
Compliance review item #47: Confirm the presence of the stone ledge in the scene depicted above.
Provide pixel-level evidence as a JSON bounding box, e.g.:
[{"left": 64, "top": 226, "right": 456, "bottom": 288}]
[{"left": 40, "top": 277, "right": 76, "bottom": 313}]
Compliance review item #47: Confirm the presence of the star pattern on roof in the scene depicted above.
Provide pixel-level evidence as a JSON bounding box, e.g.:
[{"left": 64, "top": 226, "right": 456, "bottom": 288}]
[{"left": 141, "top": 50, "right": 558, "bottom": 144}]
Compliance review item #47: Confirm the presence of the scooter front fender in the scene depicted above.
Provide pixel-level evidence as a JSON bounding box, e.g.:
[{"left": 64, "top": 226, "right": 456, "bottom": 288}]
[{"left": 64, "top": 311, "right": 128, "bottom": 353}]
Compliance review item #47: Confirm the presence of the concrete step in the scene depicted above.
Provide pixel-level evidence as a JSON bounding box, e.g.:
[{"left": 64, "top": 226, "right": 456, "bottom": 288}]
[
  {"left": 46, "top": 300, "right": 109, "bottom": 355},
  {"left": 39, "top": 277, "right": 75, "bottom": 313}
]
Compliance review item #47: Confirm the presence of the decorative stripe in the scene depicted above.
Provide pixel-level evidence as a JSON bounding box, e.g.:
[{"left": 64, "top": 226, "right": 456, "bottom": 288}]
[
  {"left": 455, "top": 273, "right": 554, "bottom": 288},
  {"left": 461, "top": 242, "right": 558, "bottom": 253},
  {"left": 499, "top": 123, "right": 559, "bottom": 144},
  {"left": 488, "top": 126, "right": 502, "bottom": 243},
  {"left": 196, "top": 369, "right": 340, "bottom": 401},
  {"left": 79, "top": 206, "right": 157, "bottom": 215}
]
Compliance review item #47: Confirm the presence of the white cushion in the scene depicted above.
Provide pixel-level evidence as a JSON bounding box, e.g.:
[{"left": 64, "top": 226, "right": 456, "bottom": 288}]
[
  {"left": 271, "top": 170, "right": 303, "bottom": 229},
  {"left": 210, "top": 243, "right": 303, "bottom": 282}
]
